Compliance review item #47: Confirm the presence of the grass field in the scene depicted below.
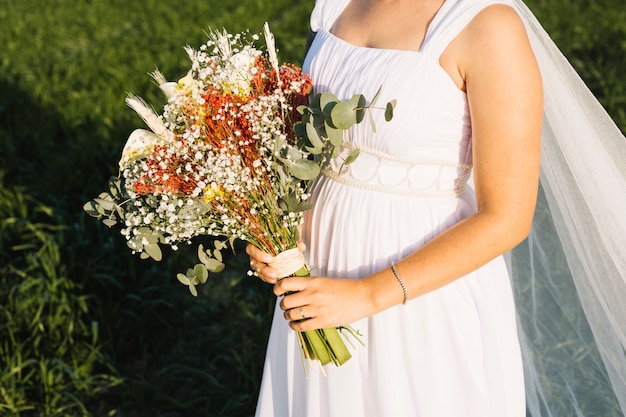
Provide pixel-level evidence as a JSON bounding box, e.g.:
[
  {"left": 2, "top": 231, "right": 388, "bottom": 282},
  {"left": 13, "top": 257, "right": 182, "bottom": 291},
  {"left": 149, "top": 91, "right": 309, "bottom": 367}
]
[{"left": 0, "top": 0, "right": 624, "bottom": 416}]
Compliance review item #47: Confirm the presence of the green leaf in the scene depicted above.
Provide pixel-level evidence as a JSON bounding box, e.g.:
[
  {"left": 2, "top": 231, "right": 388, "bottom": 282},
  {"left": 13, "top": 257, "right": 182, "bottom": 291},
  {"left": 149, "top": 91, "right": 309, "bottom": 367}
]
[
  {"left": 294, "top": 121, "right": 307, "bottom": 138},
  {"left": 288, "top": 159, "right": 321, "bottom": 180},
  {"left": 330, "top": 101, "right": 357, "bottom": 130},
  {"left": 294, "top": 201, "right": 314, "bottom": 212},
  {"left": 213, "top": 249, "right": 223, "bottom": 262},
  {"left": 385, "top": 100, "right": 396, "bottom": 122},
  {"left": 94, "top": 197, "right": 116, "bottom": 211},
  {"left": 305, "top": 121, "right": 325, "bottom": 150},
  {"left": 317, "top": 92, "right": 338, "bottom": 115},
  {"left": 177, "top": 273, "right": 191, "bottom": 285},
  {"left": 324, "top": 122, "right": 343, "bottom": 147},
  {"left": 278, "top": 198, "right": 289, "bottom": 212},
  {"left": 309, "top": 93, "right": 322, "bottom": 110},
  {"left": 143, "top": 243, "right": 162, "bottom": 261},
  {"left": 349, "top": 94, "right": 366, "bottom": 123},
  {"left": 204, "top": 258, "right": 225, "bottom": 273},
  {"left": 194, "top": 264, "right": 209, "bottom": 283},
  {"left": 83, "top": 201, "right": 101, "bottom": 217},
  {"left": 127, "top": 237, "right": 142, "bottom": 251},
  {"left": 197, "top": 244, "right": 208, "bottom": 264},
  {"left": 108, "top": 177, "right": 124, "bottom": 199},
  {"left": 370, "top": 85, "right": 383, "bottom": 107},
  {"left": 344, "top": 148, "right": 360, "bottom": 165},
  {"left": 368, "top": 110, "right": 377, "bottom": 133},
  {"left": 102, "top": 219, "right": 117, "bottom": 227}
]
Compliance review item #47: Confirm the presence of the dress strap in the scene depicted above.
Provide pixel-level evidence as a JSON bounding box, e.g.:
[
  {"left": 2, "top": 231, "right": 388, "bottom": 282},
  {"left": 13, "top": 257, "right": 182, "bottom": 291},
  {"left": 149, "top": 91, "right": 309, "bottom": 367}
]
[
  {"left": 421, "top": 0, "right": 515, "bottom": 58},
  {"left": 309, "top": 0, "right": 350, "bottom": 32}
]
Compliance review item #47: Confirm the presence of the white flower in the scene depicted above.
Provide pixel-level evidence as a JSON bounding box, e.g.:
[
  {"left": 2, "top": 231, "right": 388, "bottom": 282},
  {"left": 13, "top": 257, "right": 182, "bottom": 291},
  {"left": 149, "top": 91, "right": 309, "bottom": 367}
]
[
  {"left": 221, "top": 47, "right": 260, "bottom": 96},
  {"left": 119, "top": 129, "right": 159, "bottom": 168}
]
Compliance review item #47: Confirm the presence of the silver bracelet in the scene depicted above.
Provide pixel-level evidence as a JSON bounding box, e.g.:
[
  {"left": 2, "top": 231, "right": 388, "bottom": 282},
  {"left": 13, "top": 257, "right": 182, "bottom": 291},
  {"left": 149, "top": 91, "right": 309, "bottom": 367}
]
[{"left": 390, "top": 262, "right": 408, "bottom": 305}]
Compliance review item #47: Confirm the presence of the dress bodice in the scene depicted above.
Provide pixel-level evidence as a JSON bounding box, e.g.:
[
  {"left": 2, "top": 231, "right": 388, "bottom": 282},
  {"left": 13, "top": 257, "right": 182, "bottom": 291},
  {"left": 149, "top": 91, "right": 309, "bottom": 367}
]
[{"left": 303, "top": 0, "right": 512, "bottom": 196}]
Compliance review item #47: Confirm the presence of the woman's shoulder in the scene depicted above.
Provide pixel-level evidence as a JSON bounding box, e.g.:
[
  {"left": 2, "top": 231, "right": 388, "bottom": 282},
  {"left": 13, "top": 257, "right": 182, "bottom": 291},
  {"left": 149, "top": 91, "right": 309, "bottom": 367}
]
[{"left": 460, "top": 3, "right": 528, "bottom": 52}]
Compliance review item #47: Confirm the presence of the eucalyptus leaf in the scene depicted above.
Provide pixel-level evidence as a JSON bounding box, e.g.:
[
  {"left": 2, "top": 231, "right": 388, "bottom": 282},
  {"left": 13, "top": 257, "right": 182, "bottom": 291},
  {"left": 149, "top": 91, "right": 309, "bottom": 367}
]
[
  {"left": 284, "top": 146, "right": 302, "bottom": 161},
  {"left": 281, "top": 192, "right": 298, "bottom": 212},
  {"left": 83, "top": 201, "right": 101, "bottom": 218},
  {"left": 144, "top": 232, "right": 159, "bottom": 244},
  {"left": 309, "top": 93, "right": 322, "bottom": 110},
  {"left": 385, "top": 100, "right": 396, "bottom": 122},
  {"left": 370, "top": 85, "right": 383, "bottom": 107},
  {"left": 140, "top": 252, "right": 150, "bottom": 260},
  {"left": 102, "top": 219, "right": 117, "bottom": 228},
  {"left": 213, "top": 249, "right": 223, "bottom": 262},
  {"left": 94, "top": 198, "right": 116, "bottom": 211},
  {"left": 143, "top": 243, "right": 162, "bottom": 261},
  {"left": 369, "top": 110, "right": 377, "bottom": 133},
  {"left": 294, "top": 121, "right": 307, "bottom": 138},
  {"left": 204, "top": 258, "right": 225, "bottom": 273},
  {"left": 194, "top": 264, "right": 209, "bottom": 283},
  {"left": 305, "top": 121, "right": 325, "bottom": 150},
  {"left": 188, "top": 284, "right": 198, "bottom": 297},
  {"left": 288, "top": 158, "right": 321, "bottom": 180},
  {"left": 127, "top": 238, "right": 142, "bottom": 251},
  {"left": 305, "top": 145, "right": 323, "bottom": 155},
  {"left": 325, "top": 122, "right": 343, "bottom": 147},
  {"left": 108, "top": 177, "right": 124, "bottom": 199},
  {"left": 276, "top": 164, "right": 291, "bottom": 187},
  {"left": 294, "top": 201, "right": 314, "bottom": 212},
  {"left": 311, "top": 112, "right": 326, "bottom": 129},
  {"left": 344, "top": 148, "right": 360, "bottom": 165},
  {"left": 320, "top": 95, "right": 338, "bottom": 116},
  {"left": 330, "top": 101, "right": 357, "bottom": 130},
  {"left": 114, "top": 204, "right": 126, "bottom": 220},
  {"left": 197, "top": 244, "right": 208, "bottom": 264},
  {"left": 350, "top": 94, "right": 366, "bottom": 123},
  {"left": 177, "top": 273, "right": 191, "bottom": 285},
  {"left": 278, "top": 198, "right": 289, "bottom": 212}
]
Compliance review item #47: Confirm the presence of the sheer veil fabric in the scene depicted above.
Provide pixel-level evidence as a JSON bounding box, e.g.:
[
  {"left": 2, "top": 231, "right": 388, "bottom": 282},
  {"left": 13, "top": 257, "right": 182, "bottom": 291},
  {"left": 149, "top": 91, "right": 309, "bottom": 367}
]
[{"left": 506, "top": 1, "right": 626, "bottom": 415}]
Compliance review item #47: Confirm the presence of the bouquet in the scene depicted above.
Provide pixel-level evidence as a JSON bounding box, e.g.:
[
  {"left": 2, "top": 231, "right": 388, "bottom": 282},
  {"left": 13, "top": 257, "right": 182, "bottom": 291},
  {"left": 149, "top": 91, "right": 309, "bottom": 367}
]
[{"left": 84, "top": 23, "right": 395, "bottom": 369}]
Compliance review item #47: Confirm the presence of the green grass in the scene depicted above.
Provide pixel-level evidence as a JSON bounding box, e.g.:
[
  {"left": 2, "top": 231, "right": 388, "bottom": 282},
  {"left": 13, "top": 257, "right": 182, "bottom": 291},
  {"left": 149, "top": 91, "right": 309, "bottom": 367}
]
[{"left": 0, "top": 0, "right": 624, "bottom": 415}]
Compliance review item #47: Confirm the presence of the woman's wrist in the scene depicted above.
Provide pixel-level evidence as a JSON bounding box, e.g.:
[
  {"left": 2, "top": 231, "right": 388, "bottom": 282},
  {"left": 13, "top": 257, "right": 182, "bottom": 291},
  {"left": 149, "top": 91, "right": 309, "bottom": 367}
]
[{"left": 364, "top": 264, "right": 411, "bottom": 313}]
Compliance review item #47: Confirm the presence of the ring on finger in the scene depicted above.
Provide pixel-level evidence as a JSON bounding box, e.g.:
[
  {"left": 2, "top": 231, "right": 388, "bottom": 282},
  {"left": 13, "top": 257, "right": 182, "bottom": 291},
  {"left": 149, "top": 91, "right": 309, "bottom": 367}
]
[{"left": 299, "top": 307, "right": 305, "bottom": 320}]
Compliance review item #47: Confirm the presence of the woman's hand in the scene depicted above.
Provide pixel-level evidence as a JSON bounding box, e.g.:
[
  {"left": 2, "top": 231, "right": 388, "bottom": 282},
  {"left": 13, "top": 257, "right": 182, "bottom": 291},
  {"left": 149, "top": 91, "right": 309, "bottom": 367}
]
[
  {"left": 245, "top": 240, "right": 307, "bottom": 284},
  {"left": 245, "top": 244, "right": 278, "bottom": 284},
  {"left": 274, "top": 275, "right": 376, "bottom": 331}
]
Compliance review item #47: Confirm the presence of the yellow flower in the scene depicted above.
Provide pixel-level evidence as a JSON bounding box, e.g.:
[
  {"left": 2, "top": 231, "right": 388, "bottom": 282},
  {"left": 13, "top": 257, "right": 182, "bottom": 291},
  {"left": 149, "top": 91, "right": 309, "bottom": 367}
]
[{"left": 202, "top": 183, "right": 223, "bottom": 203}]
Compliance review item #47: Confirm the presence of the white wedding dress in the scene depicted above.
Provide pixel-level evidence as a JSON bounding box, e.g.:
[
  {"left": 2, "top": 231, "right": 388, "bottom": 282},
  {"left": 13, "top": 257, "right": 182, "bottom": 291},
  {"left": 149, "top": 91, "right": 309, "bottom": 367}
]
[{"left": 255, "top": 0, "right": 527, "bottom": 416}]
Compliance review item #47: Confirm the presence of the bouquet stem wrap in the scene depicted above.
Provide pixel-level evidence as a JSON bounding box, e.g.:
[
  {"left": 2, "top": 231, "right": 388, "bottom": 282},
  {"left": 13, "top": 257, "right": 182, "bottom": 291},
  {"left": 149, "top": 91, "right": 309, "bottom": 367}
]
[{"left": 269, "top": 248, "right": 355, "bottom": 367}]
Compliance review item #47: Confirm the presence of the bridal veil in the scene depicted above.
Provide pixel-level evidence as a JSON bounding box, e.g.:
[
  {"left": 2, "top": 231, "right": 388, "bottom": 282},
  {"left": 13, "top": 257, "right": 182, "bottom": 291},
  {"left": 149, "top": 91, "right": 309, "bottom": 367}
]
[{"left": 508, "top": 1, "right": 626, "bottom": 415}]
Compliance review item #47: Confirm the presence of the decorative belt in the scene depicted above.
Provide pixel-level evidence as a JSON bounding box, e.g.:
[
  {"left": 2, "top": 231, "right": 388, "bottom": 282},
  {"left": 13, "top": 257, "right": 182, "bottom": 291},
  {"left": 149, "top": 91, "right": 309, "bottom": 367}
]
[{"left": 320, "top": 144, "right": 472, "bottom": 197}]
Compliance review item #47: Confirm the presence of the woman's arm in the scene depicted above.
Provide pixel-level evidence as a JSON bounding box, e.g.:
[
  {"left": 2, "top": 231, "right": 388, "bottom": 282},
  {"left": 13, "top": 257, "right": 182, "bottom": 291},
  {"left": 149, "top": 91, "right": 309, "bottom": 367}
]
[{"left": 260, "top": 5, "right": 543, "bottom": 331}]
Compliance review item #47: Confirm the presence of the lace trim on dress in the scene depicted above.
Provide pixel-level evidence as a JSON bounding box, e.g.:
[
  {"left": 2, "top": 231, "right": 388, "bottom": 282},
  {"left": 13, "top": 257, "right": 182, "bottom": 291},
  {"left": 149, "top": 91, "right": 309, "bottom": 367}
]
[{"left": 321, "top": 143, "right": 472, "bottom": 197}]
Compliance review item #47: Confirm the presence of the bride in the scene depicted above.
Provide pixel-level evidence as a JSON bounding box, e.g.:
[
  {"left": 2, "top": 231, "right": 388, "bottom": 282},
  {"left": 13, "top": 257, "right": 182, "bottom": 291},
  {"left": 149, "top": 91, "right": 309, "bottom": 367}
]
[{"left": 248, "top": 0, "right": 626, "bottom": 416}]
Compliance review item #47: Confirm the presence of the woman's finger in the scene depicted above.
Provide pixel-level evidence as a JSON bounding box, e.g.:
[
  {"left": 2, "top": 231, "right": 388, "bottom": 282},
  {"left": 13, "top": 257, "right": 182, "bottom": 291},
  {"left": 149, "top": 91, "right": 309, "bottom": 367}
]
[
  {"left": 283, "top": 305, "right": 315, "bottom": 322},
  {"left": 245, "top": 244, "right": 279, "bottom": 283},
  {"left": 274, "top": 276, "right": 309, "bottom": 297},
  {"left": 245, "top": 244, "right": 274, "bottom": 263}
]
